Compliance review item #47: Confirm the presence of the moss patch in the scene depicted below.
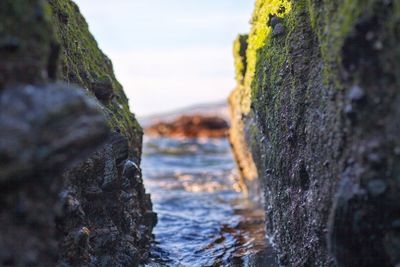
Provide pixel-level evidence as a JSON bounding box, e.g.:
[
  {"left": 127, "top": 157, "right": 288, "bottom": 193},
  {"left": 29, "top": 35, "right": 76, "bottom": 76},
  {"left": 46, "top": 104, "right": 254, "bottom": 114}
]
[
  {"left": 48, "top": 0, "right": 143, "bottom": 159},
  {"left": 233, "top": 34, "right": 248, "bottom": 86},
  {"left": 241, "top": 0, "right": 292, "bottom": 114}
]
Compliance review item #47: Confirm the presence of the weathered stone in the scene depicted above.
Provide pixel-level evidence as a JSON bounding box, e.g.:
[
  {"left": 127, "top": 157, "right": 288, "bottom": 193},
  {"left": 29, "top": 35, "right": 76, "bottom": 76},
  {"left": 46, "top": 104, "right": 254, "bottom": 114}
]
[
  {"left": 0, "top": 0, "right": 155, "bottom": 266},
  {"left": 229, "top": 1, "right": 400, "bottom": 266},
  {"left": 0, "top": 83, "right": 108, "bottom": 267}
]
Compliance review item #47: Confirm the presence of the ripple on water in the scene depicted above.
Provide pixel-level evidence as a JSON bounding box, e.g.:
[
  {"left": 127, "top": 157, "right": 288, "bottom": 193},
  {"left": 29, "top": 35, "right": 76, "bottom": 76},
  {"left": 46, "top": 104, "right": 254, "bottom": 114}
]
[{"left": 141, "top": 137, "right": 278, "bottom": 267}]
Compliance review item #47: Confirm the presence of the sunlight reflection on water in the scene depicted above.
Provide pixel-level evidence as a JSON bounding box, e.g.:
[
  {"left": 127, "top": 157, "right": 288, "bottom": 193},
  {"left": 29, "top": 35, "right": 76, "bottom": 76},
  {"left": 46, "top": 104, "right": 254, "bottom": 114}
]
[{"left": 141, "top": 137, "right": 278, "bottom": 267}]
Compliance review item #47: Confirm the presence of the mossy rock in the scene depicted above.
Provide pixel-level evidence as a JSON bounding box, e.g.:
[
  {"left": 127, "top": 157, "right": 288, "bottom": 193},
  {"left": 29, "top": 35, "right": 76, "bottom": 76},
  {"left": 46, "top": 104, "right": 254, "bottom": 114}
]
[
  {"left": 230, "top": 0, "right": 400, "bottom": 266},
  {"left": 48, "top": 0, "right": 143, "bottom": 160}
]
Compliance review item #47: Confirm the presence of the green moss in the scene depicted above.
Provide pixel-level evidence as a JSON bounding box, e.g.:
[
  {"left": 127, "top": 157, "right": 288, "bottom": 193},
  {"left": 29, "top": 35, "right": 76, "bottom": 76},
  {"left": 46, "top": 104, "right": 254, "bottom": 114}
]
[
  {"left": 233, "top": 34, "right": 249, "bottom": 85},
  {"left": 48, "top": 0, "right": 143, "bottom": 158},
  {"left": 312, "top": 1, "right": 374, "bottom": 60},
  {"left": 239, "top": 0, "right": 292, "bottom": 114},
  {"left": 234, "top": 0, "right": 394, "bottom": 118},
  {"left": 0, "top": 0, "right": 55, "bottom": 86}
]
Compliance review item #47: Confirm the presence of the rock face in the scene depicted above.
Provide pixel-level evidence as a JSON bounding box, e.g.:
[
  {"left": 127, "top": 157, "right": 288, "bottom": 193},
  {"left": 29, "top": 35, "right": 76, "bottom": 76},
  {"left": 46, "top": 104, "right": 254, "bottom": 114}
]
[
  {"left": 145, "top": 115, "right": 229, "bottom": 138},
  {"left": 0, "top": 1, "right": 156, "bottom": 266},
  {"left": 229, "top": 1, "right": 400, "bottom": 266},
  {"left": 229, "top": 35, "right": 258, "bottom": 195}
]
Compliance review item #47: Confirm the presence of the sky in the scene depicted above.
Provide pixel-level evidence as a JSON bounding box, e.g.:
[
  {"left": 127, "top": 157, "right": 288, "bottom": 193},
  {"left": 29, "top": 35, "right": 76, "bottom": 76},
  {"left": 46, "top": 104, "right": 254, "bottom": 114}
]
[{"left": 74, "top": 0, "right": 254, "bottom": 117}]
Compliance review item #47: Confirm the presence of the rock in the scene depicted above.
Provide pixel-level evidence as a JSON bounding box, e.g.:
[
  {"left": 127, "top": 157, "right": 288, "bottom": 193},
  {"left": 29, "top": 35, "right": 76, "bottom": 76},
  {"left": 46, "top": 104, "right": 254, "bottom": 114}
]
[
  {"left": 145, "top": 114, "right": 229, "bottom": 138},
  {"left": 229, "top": 1, "right": 400, "bottom": 266},
  {"left": 0, "top": 0, "right": 156, "bottom": 266},
  {"left": 0, "top": 82, "right": 108, "bottom": 267},
  {"left": 142, "top": 211, "right": 158, "bottom": 229},
  {"left": 0, "top": 82, "right": 109, "bottom": 183},
  {"left": 48, "top": 0, "right": 156, "bottom": 263}
]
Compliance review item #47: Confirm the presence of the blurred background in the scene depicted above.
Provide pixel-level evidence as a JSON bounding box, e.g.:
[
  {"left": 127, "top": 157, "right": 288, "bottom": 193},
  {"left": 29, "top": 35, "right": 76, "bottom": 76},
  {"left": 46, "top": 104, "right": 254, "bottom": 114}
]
[{"left": 74, "top": 0, "right": 253, "bottom": 117}]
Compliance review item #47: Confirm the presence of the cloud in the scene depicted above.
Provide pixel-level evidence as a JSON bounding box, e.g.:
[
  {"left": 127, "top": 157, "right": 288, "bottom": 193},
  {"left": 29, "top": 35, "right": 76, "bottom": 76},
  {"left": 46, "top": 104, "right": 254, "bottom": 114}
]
[
  {"left": 109, "top": 47, "right": 236, "bottom": 116},
  {"left": 73, "top": 0, "right": 253, "bottom": 116}
]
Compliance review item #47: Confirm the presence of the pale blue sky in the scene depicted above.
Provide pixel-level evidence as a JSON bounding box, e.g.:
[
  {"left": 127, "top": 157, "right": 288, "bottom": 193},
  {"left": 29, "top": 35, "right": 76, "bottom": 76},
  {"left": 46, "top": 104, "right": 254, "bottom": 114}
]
[{"left": 74, "top": 0, "right": 254, "bottom": 116}]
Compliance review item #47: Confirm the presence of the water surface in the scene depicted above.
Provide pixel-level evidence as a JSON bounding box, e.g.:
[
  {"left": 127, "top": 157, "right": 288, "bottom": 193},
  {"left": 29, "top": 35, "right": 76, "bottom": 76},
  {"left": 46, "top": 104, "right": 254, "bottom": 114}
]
[{"left": 141, "top": 137, "right": 277, "bottom": 266}]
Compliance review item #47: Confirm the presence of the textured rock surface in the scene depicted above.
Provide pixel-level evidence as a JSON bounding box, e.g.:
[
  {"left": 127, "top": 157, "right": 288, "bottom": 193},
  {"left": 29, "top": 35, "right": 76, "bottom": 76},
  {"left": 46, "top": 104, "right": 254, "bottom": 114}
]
[
  {"left": 230, "top": 0, "right": 400, "bottom": 266},
  {"left": 0, "top": 83, "right": 109, "bottom": 267},
  {"left": 0, "top": 0, "right": 156, "bottom": 266}
]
